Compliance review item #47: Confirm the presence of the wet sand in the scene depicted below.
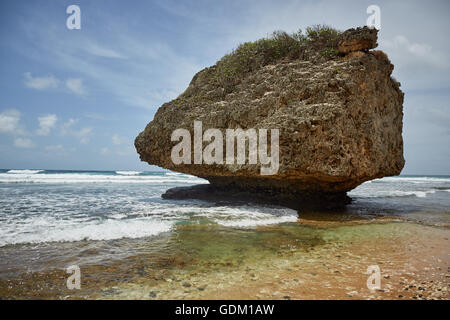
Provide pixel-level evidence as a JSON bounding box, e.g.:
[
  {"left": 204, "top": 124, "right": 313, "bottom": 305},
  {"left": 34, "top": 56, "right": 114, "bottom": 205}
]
[{"left": 0, "top": 217, "right": 448, "bottom": 300}]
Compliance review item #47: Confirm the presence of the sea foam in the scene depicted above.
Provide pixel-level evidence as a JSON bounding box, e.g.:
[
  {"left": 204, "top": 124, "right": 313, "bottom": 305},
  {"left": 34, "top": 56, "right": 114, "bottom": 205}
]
[
  {"left": 0, "top": 172, "right": 207, "bottom": 184},
  {"left": 7, "top": 169, "right": 43, "bottom": 174},
  {"left": 115, "top": 171, "right": 142, "bottom": 175},
  {"left": 0, "top": 200, "right": 298, "bottom": 246}
]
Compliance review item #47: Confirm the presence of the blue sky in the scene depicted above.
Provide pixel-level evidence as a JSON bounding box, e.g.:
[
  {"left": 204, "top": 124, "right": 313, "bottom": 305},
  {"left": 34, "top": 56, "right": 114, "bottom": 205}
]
[{"left": 0, "top": 0, "right": 449, "bottom": 174}]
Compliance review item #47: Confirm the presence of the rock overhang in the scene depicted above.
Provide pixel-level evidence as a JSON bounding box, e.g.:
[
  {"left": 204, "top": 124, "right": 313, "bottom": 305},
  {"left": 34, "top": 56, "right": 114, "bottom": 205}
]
[{"left": 135, "top": 26, "right": 404, "bottom": 203}]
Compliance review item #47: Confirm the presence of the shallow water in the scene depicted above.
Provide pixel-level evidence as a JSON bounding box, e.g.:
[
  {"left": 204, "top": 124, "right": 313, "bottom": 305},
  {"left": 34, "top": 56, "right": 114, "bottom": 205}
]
[{"left": 0, "top": 170, "right": 449, "bottom": 299}]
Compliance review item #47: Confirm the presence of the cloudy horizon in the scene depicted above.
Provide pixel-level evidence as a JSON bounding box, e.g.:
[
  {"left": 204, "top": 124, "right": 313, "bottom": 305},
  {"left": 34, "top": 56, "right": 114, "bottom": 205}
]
[{"left": 0, "top": 0, "right": 449, "bottom": 174}]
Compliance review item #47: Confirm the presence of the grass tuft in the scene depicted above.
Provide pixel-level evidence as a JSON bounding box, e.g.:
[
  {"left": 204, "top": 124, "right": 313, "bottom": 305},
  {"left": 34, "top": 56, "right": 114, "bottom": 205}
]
[{"left": 210, "top": 25, "right": 342, "bottom": 93}]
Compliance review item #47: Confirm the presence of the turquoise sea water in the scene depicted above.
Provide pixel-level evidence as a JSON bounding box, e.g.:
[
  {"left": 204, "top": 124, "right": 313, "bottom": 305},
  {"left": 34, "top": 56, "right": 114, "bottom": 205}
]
[
  {"left": 1, "top": 170, "right": 449, "bottom": 246},
  {"left": 0, "top": 169, "right": 449, "bottom": 285}
]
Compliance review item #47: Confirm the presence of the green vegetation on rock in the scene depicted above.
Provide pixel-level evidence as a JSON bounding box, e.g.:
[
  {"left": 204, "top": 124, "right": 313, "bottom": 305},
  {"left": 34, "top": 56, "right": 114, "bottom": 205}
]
[{"left": 211, "top": 25, "right": 342, "bottom": 92}]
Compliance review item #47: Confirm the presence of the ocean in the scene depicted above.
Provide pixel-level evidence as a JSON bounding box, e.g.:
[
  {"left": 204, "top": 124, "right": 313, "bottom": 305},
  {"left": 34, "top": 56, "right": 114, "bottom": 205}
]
[{"left": 0, "top": 169, "right": 449, "bottom": 299}]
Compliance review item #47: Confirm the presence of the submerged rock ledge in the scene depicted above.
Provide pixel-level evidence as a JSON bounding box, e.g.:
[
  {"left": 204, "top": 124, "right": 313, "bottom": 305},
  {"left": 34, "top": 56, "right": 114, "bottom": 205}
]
[
  {"left": 136, "top": 26, "right": 404, "bottom": 208},
  {"left": 162, "top": 184, "right": 351, "bottom": 210}
]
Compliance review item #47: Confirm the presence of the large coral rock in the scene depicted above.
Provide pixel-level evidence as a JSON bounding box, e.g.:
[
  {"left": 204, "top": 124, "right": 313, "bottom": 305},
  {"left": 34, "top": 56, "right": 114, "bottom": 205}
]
[
  {"left": 135, "top": 26, "right": 404, "bottom": 206},
  {"left": 337, "top": 26, "right": 378, "bottom": 54}
]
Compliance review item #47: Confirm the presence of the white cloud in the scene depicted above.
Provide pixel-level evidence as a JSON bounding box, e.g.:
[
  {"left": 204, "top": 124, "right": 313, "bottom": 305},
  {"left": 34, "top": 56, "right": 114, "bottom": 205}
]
[
  {"left": 85, "top": 43, "right": 126, "bottom": 59},
  {"left": 0, "top": 109, "right": 30, "bottom": 149},
  {"left": 0, "top": 109, "right": 21, "bottom": 134},
  {"left": 66, "top": 78, "right": 86, "bottom": 95},
  {"left": 147, "top": 89, "right": 179, "bottom": 102},
  {"left": 116, "top": 146, "right": 135, "bottom": 156},
  {"left": 73, "top": 127, "right": 92, "bottom": 144},
  {"left": 44, "top": 144, "right": 64, "bottom": 151},
  {"left": 101, "top": 140, "right": 133, "bottom": 156},
  {"left": 60, "top": 119, "right": 92, "bottom": 144},
  {"left": 24, "top": 72, "right": 87, "bottom": 95},
  {"left": 18, "top": 19, "right": 201, "bottom": 109},
  {"left": 36, "top": 114, "right": 57, "bottom": 136},
  {"left": 100, "top": 147, "right": 110, "bottom": 155},
  {"left": 60, "top": 118, "right": 77, "bottom": 134},
  {"left": 24, "top": 72, "right": 59, "bottom": 90},
  {"left": 112, "top": 134, "right": 128, "bottom": 145},
  {"left": 381, "top": 35, "right": 450, "bottom": 69},
  {"left": 84, "top": 113, "right": 105, "bottom": 120},
  {"left": 14, "top": 137, "right": 35, "bottom": 148},
  {"left": 44, "top": 144, "right": 75, "bottom": 155}
]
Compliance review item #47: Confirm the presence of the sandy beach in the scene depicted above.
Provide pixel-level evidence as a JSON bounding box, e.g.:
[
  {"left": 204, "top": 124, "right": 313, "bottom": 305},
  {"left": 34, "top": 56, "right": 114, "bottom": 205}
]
[{"left": 1, "top": 216, "right": 448, "bottom": 300}]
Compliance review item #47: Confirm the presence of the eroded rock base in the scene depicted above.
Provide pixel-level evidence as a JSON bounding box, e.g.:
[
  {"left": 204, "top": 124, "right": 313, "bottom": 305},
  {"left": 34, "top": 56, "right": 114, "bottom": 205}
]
[{"left": 162, "top": 184, "right": 351, "bottom": 210}]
